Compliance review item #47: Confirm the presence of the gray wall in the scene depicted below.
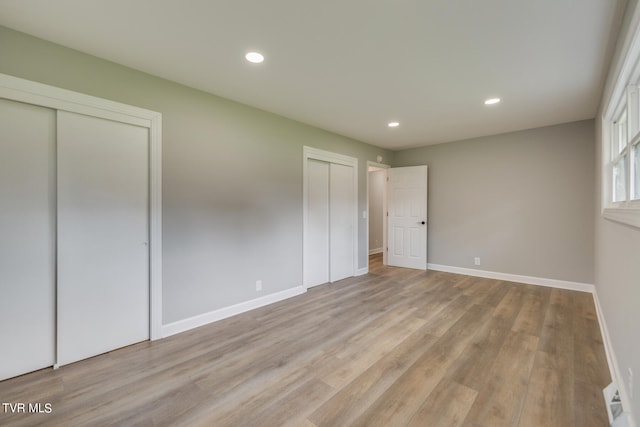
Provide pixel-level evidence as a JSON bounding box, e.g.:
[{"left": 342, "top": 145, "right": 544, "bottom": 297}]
[
  {"left": 0, "top": 26, "right": 394, "bottom": 324},
  {"left": 3, "top": 20, "right": 637, "bottom": 422},
  {"left": 595, "top": 0, "right": 640, "bottom": 419},
  {"left": 368, "top": 170, "right": 385, "bottom": 252},
  {"left": 393, "top": 120, "right": 595, "bottom": 284}
]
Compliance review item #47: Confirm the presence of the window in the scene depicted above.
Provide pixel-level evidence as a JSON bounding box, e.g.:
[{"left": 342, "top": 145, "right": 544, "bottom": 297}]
[
  {"left": 612, "top": 109, "right": 628, "bottom": 203},
  {"left": 602, "top": 19, "right": 640, "bottom": 228}
]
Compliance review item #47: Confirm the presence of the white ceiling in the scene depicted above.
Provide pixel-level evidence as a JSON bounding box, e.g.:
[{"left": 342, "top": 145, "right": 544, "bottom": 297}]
[{"left": 0, "top": 0, "right": 627, "bottom": 150}]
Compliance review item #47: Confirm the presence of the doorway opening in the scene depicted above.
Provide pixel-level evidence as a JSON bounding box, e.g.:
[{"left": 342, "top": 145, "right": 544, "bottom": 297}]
[
  {"left": 367, "top": 163, "right": 429, "bottom": 273},
  {"left": 366, "top": 161, "right": 389, "bottom": 273}
]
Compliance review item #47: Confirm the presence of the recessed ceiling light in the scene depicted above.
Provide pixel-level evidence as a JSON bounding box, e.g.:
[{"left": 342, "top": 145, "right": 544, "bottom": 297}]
[
  {"left": 484, "top": 98, "right": 501, "bottom": 105},
  {"left": 388, "top": 122, "right": 400, "bottom": 128},
  {"left": 245, "top": 52, "right": 264, "bottom": 64}
]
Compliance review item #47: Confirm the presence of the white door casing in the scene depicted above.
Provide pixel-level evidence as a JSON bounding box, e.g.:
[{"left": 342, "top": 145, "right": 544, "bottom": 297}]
[
  {"left": 0, "top": 99, "right": 56, "bottom": 381},
  {"left": 387, "top": 166, "right": 428, "bottom": 270},
  {"left": 366, "top": 161, "right": 390, "bottom": 268}
]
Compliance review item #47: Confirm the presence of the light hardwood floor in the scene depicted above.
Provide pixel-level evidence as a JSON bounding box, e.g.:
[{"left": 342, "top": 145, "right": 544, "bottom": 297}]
[{"left": 0, "top": 254, "right": 610, "bottom": 426}]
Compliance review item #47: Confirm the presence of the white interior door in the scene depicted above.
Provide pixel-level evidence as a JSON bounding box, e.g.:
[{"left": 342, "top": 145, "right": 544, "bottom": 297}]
[
  {"left": 329, "top": 163, "right": 355, "bottom": 282},
  {"left": 57, "top": 111, "right": 150, "bottom": 366},
  {"left": 387, "top": 165, "right": 428, "bottom": 270},
  {"left": 0, "top": 99, "right": 56, "bottom": 380},
  {"left": 304, "top": 159, "right": 330, "bottom": 288}
]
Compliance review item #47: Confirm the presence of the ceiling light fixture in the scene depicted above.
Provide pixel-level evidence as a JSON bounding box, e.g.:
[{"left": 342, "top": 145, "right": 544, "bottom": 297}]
[
  {"left": 484, "top": 98, "right": 501, "bottom": 105},
  {"left": 388, "top": 121, "right": 400, "bottom": 128},
  {"left": 245, "top": 51, "right": 264, "bottom": 64}
]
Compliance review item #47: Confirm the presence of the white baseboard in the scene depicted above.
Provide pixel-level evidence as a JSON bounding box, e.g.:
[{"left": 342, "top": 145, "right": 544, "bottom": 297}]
[
  {"left": 369, "top": 248, "right": 383, "bottom": 255},
  {"left": 356, "top": 267, "right": 368, "bottom": 276},
  {"left": 427, "top": 263, "right": 595, "bottom": 293},
  {"left": 593, "top": 289, "right": 637, "bottom": 427},
  {"left": 161, "top": 286, "right": 306, "bottom": 338}
]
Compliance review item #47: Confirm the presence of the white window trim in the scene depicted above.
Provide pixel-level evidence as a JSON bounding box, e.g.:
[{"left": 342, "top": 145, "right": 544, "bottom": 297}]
[
  {"left": 601, "top": 4, "right": 640, "bottom": 230},
  {"left": 602, "top": 206, "right": 640, "bottom": 228}
]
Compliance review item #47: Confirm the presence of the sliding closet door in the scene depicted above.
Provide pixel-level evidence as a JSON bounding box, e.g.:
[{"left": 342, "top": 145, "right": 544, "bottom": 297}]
[
  {"left": 304, "top": 148, "right": 358, "bottom": 288},
  {"left": 57, "top": 111, "right": 150, "bottom": 366},
  {"left": 329, "top": 163, "right": 355, "bottom": 282},
  {"left": 0, "top": 99, "right": 56, "bottom": 381},
  {"left": 304, "top": 159, "right": 330, "bottom": 288}
]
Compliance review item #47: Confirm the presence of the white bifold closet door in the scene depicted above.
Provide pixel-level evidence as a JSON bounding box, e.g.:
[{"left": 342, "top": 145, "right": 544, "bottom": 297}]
[
  {"left": 0, "top": 99, "right": 56, "bottom": 381},
  {"left": 305, "top": 159, "right": 354, "bottom": 287},
  {"left": 57, "top": 111, "right": 150, "bottom": 366}
]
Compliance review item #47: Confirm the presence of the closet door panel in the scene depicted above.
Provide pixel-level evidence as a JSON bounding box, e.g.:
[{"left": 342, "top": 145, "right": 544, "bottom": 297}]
[
  {"left": 329, "top": 163, "right": 354, "bottom": 282},
  {"left": 57, "top": 111, "right": 149, "bottom": 366},
  {"left": 304, "top": 159, "right": 330, "bottom": 287},
  {"left": 0, "top": 99, "right": 56, "bottom": 380}
]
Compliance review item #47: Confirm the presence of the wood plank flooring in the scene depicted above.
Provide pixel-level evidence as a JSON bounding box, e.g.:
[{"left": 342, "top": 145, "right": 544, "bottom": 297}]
[{"left": 0, "top": 254, "right": 611, "bottom": 426}]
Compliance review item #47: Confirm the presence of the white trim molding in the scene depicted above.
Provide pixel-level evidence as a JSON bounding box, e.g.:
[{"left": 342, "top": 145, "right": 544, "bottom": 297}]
[
  {"left": 0, "top": 72, "right": 163, "bottom": 341},
  {"left": 355, "top": 267, "right": 369, "bottom": 276},
  {"left": 0, "top": 73, "right": 155, "bottom": 127},
  {"left": 304, "top": 146, "right": 359, "bottom": 168},
  {"left": 162, "top": 286, "right": 306, "bottom": 338},
  {"left": 603, "top": 207, "right": 640, "bottom": 229},
  {"left": 427, "top": 263, "right": 595, "bottom": 293},
  {"left": 366, "top": 160, "right": 390, "bottom": 271}
]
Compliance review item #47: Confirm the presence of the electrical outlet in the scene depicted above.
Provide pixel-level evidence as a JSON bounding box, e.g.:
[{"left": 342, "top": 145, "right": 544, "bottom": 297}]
[
  {"left": 474, "top": 257, "right": 481, "bottom": 266},
  {"left": 256, "top": 280, "right": 262, "bottom": 291},
  {"left": 629, "top": 368, "right": 634, "bottom": 398}
]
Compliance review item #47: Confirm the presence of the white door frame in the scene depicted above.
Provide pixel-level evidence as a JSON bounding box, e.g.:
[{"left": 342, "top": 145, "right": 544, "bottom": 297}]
[
  {"left": 0, "top": 73, "right": 163, "bottom": 341},
  {"left": 366, "top": 161, "right": 390, "bottom": 271},
  {"left": 303, "top": 146, "right": 358, "bottom": 289}
]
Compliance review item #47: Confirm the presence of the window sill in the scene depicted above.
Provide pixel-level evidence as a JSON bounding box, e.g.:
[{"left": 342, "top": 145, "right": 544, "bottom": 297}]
[{"left": 603, "top": 207, "right": 640, "bottom": 229}]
